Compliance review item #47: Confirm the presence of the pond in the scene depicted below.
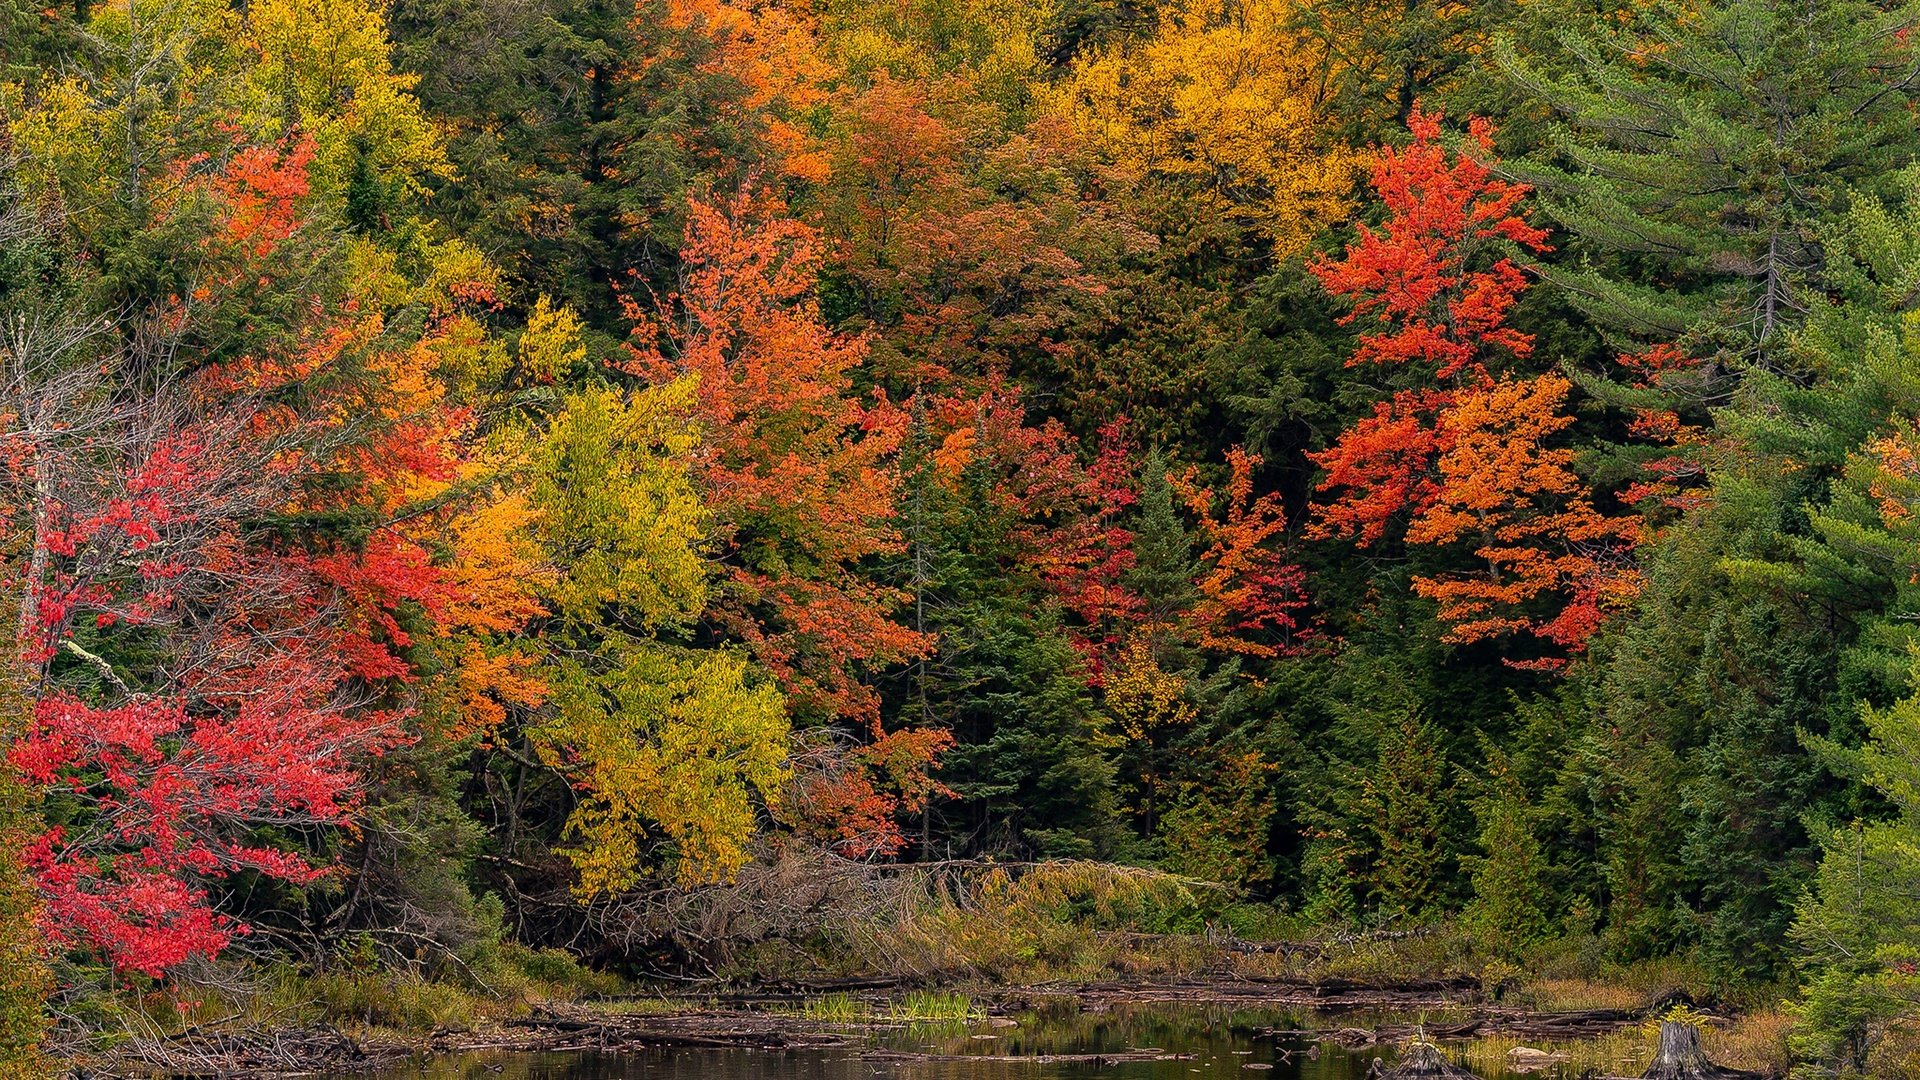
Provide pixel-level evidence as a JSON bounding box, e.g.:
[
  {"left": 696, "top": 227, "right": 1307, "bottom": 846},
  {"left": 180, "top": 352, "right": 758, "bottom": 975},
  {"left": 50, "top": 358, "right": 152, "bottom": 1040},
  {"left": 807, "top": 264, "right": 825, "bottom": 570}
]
[{"left": 332, "top": 1001, "right": 1594, "bottom": 1080}]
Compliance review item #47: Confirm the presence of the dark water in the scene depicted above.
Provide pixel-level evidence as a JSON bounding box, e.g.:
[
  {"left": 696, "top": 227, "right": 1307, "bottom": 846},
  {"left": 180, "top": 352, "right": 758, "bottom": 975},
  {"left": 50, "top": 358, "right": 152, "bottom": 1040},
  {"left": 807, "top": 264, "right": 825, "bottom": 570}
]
[{"left": 337, "top": 1002, "right": 1498, "bottom": 1080}]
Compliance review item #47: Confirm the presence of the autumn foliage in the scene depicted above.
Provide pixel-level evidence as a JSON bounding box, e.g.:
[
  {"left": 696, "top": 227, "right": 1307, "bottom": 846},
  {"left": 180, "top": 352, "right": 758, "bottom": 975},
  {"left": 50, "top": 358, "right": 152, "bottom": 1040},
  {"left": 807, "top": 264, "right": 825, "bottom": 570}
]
[
  {"left": 12, "top": 0, "right": 1872, "bottom": 1018},
  {"left": 622, "top": 188, "right": 928, "bottom": 727},
  {"left": 1310, "top": 107, "right": 1639, "bottom": 664}
]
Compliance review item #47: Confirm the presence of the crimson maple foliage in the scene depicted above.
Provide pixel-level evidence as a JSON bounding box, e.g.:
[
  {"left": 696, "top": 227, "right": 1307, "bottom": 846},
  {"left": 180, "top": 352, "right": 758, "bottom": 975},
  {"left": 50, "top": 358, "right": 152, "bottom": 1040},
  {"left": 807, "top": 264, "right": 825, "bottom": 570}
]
[
  {"left": 933, "top": 390, "right": 1140, "bottom": 631},
  {"left": 921, "top": 386, "right": 1310, "bottom": 665},
  {"left": 1310, "top": 106, "right": 1638, "bottom": 663},
  {"left": 1, "top": 140, "right": 471, "bottom": 978},
  {"left": 7, "top": 419, "right": 423, "bottom": 976}
]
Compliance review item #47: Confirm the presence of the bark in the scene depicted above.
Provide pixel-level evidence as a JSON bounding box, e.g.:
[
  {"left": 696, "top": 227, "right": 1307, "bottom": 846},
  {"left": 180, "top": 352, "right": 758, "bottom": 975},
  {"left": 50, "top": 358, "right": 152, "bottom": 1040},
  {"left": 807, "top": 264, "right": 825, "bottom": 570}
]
[{"left": 1638, "top": 1022, "right": 1760, "bottom": 1080}]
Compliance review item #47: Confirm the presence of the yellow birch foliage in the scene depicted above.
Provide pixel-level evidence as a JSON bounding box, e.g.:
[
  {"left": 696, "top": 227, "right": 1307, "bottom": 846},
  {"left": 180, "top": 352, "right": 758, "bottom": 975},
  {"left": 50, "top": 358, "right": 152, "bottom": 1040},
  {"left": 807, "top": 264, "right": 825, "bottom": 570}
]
[
  {"left": 530, "top": 381, "right": 710, "bottom": 632},
  {"left": 824, "top": 0, "right": 1061, "bottom": 119},
  {"left": 239, "top": 0, "right": 450, "bottom": 191},
  {"left": 1048, "top": 0, "right": 1365, "bottom": 254},
  {"left": 527, "top": 379, "right": 790, "bottom": 893},
  {"left": 10, "top": 0, "right": 445, "bottom": 202},
  {"left": 540, "top": 647, "right": 787, "bottom": 894},
  {"left": 1099, "top": 635, "right": 1196, "bottom": 746},
  {"left": 517, "top": 296, "right": 588, "bottom": 384}
]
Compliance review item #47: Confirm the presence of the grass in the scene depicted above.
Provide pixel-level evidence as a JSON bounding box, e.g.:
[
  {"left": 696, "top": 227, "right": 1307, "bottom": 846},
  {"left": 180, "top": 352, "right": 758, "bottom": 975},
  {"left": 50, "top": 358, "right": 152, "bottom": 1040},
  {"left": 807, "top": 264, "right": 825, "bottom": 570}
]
[
  {"left": 888, "top": 991, "right": 978, "bottom": 1023},
  {"left": 115, "top": 934, "right": 633, "bottom": 1048},
  {"left": 1512, "top": 978, "right": 1651, "bottom": 1013},
  {"left": 799, "top": 992, "right": 867, "bottom": 1023},
  {"left": 791, "top": 990, "right": 978, "bottom": 1025},
  {"left": 1457, "top": 1011, "right": 1797, "bottom": 1078}
]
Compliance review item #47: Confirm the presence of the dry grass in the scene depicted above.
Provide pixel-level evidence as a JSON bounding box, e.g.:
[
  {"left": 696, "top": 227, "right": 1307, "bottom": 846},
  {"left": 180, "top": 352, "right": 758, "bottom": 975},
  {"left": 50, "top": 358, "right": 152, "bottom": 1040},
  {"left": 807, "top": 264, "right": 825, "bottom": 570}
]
[
  {"left": 1457, "top": 1012, "right": 1796, "bottom": 1079},
  {"left": 1460, "top": 1028, "right": 1653, "bottom": 1077},
  {"left": 1703, "top": 1009, "right": 1794, "bottom": 1076},
  {"left": 1515, "top": 978, "right": 1649, "bottom": 1013}
]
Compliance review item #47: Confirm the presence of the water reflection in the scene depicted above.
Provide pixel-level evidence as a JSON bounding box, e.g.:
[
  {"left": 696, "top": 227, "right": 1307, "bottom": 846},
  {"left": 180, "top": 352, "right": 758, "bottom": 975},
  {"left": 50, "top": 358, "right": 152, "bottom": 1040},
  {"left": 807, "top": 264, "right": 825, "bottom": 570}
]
[{"left": 340, "top": 1002, "right": 1421, "bottom": 1080}]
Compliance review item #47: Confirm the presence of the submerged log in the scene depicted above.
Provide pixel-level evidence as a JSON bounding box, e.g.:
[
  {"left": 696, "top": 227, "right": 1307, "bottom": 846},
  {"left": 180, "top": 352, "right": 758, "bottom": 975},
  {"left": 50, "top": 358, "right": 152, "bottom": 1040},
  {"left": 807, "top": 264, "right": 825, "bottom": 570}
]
[
  {"left": 1365, "top": 1041, "right": 1483, "bottom": 1080},
  {"left": 1638, "top": 1022, "right": 1761, "bottom": 1080}
]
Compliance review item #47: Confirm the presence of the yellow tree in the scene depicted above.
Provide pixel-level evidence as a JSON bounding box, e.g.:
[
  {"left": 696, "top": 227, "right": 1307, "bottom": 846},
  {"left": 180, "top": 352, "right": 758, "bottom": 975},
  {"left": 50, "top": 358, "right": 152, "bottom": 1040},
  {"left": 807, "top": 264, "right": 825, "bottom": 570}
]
[
  {"left": 1048, "top": 0, "right": 1366, "bottom": 256},
  {"left": 523, "top": 382, "right": 788, "bottom": 893}
]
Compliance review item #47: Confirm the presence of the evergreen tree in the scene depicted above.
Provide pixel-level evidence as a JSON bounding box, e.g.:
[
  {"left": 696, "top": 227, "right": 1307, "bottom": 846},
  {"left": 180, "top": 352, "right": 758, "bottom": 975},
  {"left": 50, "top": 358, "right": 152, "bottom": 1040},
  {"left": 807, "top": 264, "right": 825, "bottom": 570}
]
[
  {"left": 1792, "top": 672, "right": 1920, "bottom": 1076},
  {"left": 1463, "top": 748, "right": 1550, "bottom": 955},
  {"left": 1314, "top": 679, "right": 1461, "bottom": 922},
  {"left": 1591, "top": 473, "right": 1857, "bottom": 980},
  {"left": 936, "top": 600, "right": 1125, "bottom": 859},
  {"left": 1125, "top": 450, "right": 1200, "bottom": 629},
  {"left": 908, "top": 426, "right": 1127, "bottom": 860},
  {"left": 1503, "top": 0, "right": 1920, "bottom": 364},
  {"left": 388, "top": 0, "right": 786, "bottom": 339}
]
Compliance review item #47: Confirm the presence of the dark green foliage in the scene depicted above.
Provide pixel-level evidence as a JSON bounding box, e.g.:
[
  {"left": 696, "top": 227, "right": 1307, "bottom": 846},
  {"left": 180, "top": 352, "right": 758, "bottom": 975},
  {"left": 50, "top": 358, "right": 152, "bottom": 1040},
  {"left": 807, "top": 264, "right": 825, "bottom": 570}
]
[
  {"left": 1125, "top": 451, "right": 1199, "bottom": 629},
  {"left": 389, "top": 0, "right": 775, "bottom": 339},
  {"left": 1304, "top": 663, "right": 1466, "bottom": 925},
  {"left": 899, "top": 429, "right": 1126, "bottom": 861},
  {"left": 1463, "top": 749, "right": 1550, "bottom": 955},
  {"left": 1790, "top": 679, "right": 1920, "bottom": 1075},
  {"left": 1680, "top": 606, "right": 1840, "bottom": 982},
  {"left": 1293, "top": 0, "right": 1522, "bottom": 138},
  {"left": 934, "top": 600, "right": 1124, "bottom": 860},
  {"left": 1504, "top": 0, "right": 1920, "bottom": 363},
  {"left": 1355, "top": 706, "right": 1454, "bottom": 920}
]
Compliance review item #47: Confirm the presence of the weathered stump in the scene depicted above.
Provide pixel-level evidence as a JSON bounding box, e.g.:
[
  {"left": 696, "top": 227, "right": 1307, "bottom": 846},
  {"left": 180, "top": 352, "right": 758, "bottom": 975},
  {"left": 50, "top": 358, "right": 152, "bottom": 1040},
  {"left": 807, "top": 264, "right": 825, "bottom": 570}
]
[
  {"left": 1365, "top": 1041, "right": 1483, "bottom": 1080},
  {"left": 1639, "top": 1021, "right": 1760, "bottom": 1080}
]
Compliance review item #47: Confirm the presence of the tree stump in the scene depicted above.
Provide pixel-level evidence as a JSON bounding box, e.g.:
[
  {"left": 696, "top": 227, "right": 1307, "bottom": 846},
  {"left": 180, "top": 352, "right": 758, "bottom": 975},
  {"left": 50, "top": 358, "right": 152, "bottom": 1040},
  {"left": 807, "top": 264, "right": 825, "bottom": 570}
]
[
  {"left": 1639, "top": 1022, "right": 1759, "bottom": 1080},
  {"left": 1365, "top": 1041, "right": 1483, "bottom": 1080}
]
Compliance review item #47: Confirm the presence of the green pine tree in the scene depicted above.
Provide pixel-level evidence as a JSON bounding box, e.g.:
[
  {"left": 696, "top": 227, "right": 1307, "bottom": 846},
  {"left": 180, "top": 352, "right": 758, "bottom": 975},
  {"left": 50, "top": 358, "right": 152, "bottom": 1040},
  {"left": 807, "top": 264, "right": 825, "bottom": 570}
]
[
  {"left": 1791, "top": 672, "right": 1920, "bottom": 1076},
  {"left": 1503, "top": 0, "right": 1920, "bottom": 364}
]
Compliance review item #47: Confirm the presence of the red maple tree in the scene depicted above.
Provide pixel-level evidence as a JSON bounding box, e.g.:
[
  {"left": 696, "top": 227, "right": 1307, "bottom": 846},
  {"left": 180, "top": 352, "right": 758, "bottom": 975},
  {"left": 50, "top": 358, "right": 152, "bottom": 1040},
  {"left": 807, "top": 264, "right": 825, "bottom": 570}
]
[
  {"left": 2, "top": 137, "right": 471, "bottom": 977},
  {"left": 1309, "top": 106, "right": 1639, "bottom": 665}
]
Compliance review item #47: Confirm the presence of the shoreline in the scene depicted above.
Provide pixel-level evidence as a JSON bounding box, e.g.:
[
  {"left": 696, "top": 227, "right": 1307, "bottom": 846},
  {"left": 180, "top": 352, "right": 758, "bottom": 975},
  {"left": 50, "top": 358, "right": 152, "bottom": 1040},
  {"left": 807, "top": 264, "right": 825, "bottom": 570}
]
[{"left": 76, "top": 976, "right": 1687, "bottom": 1078}]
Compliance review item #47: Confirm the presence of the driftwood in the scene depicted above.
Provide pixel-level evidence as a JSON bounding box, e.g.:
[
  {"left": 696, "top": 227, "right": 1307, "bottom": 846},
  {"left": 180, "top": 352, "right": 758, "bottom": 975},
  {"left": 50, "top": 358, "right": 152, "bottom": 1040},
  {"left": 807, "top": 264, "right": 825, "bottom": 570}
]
[
  {"left": 1634, "top": 1022, "right": 1761, "bottom": 1080},
  {"left": 1365, "top": 1041, "right": 1484, "bottom": 1080},
  {"left": 83, "top": 1024, "right": 414, "bottom": 1077}
]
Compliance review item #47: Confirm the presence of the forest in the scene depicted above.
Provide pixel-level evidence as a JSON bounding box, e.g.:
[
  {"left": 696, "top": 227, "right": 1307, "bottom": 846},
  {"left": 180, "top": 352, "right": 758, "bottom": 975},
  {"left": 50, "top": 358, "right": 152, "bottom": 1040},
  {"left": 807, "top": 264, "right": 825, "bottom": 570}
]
[{"left": 3, "top": 0, "right": 1920, "bottom": 1072}]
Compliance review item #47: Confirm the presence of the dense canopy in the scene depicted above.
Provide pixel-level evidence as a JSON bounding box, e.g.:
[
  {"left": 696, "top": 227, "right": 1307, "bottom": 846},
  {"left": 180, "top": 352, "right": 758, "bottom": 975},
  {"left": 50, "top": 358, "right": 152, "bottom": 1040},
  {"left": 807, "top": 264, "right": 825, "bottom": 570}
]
[{"left": 4, "top": 0, "right": 1920, "bottom": 1071}]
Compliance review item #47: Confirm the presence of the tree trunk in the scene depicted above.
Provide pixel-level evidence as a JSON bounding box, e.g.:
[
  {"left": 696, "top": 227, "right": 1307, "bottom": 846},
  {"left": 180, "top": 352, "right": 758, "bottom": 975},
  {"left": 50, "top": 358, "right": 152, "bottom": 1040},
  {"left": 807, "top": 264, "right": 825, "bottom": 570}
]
[{"left": 1639, "top": 1022, "right": 1759, "bottom": 1080}]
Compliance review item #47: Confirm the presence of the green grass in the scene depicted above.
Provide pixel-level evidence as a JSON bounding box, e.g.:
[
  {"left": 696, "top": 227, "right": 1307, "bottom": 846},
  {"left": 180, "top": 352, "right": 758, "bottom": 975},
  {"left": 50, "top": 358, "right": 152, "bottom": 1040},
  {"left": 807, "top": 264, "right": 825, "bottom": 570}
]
[
  {"left": 888, "top": 991, "right": 978, "bottom": 1022},
  {"left": 800, "top": 992, "right": 867, "bottom": 1022}
]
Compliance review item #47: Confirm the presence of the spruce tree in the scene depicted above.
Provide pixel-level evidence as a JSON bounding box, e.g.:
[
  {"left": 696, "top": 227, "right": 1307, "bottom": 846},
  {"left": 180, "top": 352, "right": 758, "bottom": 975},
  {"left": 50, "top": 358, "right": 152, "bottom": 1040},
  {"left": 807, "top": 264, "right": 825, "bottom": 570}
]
[
  {"left": 1125, "top": 450, "right": 1200, "bottom": 627},
  {"left": 1463, "top": 749, "right": 1550, "bottom": 955}
]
